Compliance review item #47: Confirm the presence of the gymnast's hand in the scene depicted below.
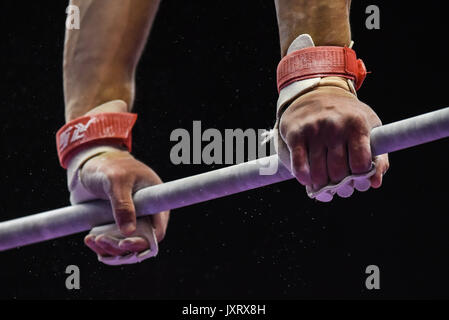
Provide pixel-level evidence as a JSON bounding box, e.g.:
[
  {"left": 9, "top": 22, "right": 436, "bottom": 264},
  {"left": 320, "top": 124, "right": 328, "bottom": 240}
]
[
  {"left": 80, "top": 150, "right": 169, "bottom": 260},
  {"left": 277, "top": 78, "right": 389, "bottom": 194}
]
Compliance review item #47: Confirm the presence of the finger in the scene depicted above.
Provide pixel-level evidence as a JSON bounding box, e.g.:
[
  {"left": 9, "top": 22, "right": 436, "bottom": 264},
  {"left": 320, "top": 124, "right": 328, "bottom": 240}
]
[
  {"left": 133, "top": 171, "right": 169, "bottom": 243},
  {"left": 95, "top": 234, "right": 126, "bottom": 256},
  {"left": 127, "top": 169, "right": 170, "bottom": 243},
  {"left": 118, "top": 237, "right": 148, "bottom": 252},
  {"left": 289, "top": 143, "right": 311, "bottom": 186},
  {"left": 308, "top": 143, "right": 328, "bottom": 190},
  {"left": 118, "top": 237, "right": 149, "bottom": 252},
  {"left": 151, "top": 211, "right": 170, "bottom": 242},
  {"left": 326, "top": 143, "right": 349, "bottom": 183},
  {"left": 370, "top": 154, "right": 390, "bottom": 188},
  {"left": 84, "top": 234, "right": 109, "bottom": 257},
  {"left": 347, "top": 134, "right": 372, "bottom": 174},
  {"left": 108, "top": 182, "right": 137, "bottom": 236}
]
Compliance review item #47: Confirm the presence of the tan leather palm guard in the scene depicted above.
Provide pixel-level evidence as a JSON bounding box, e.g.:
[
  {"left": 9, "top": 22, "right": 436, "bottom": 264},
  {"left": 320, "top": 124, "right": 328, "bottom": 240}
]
[
  {"left": 276, "top": 76, "right": 354, "bottom": 126},
  {"left": 315, "top": 77, "right": 354, "bottom": 94}
]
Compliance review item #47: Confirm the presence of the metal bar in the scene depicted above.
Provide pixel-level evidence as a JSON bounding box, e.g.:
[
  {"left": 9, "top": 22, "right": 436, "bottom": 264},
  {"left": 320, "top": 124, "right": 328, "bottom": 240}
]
[{"left": 1, "top": 107, "right": 449, "bottom": 251}]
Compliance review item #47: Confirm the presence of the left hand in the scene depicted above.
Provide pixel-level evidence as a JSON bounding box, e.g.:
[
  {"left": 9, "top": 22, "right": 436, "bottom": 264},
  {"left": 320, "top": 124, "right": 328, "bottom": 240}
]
[{"left": 81, "top": 150, "right": 169, "bottom": 261}]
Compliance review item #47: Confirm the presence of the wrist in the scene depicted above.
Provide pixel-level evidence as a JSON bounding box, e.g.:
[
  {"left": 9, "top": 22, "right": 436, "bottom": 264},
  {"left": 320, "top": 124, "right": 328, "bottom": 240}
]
[
  {"left": 56, "top": 112, "right": 137, "bottom": 169},
  {"left": 275, "top": 34, "right": 366, "bottom": 122},
  {"left": 65, "top": 99, "right": 129, "bottom": 122}
]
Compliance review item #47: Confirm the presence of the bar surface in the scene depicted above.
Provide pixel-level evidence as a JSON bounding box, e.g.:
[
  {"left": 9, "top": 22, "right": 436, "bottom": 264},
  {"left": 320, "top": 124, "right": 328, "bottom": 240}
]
[{"left": 1, "top": 107, "right": 449, "bottom": 251}]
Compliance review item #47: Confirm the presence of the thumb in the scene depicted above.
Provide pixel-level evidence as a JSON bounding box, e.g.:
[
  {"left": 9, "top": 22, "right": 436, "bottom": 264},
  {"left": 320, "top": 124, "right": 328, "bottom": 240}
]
[{"left": 108, "top": 182, "right": 137, "bottom": 236}]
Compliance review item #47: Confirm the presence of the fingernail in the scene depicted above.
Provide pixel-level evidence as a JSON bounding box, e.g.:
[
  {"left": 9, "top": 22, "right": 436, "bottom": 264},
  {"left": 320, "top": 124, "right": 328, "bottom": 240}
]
[
  {"left": 84, "top": 236, "right": 95, "bottom": 245},
  {"left": 118, "top": 239, "right": 133, "bottom": 249},
  {"left": 97, "top": 235, "right": 114, "bottom": 245}
]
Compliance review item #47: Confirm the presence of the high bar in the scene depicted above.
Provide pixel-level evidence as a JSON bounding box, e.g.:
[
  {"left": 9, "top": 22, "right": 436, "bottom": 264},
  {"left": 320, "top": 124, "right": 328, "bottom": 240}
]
[{"left": 1, "top": 107, "right": 449, "bottom": 251}]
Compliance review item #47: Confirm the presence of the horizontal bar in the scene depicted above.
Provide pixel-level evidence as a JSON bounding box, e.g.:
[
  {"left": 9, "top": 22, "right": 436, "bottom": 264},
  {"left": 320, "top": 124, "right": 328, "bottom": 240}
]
[{"left": 1, "top": 107, "right": 449, "bottom": 251}]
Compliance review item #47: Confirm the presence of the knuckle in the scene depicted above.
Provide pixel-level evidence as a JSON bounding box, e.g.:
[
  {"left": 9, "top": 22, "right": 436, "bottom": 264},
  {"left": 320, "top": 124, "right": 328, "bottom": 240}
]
[
  {"left": 301, "top": 122, "right": 320, "bottom": 138},
  {"left": 292, "top": 167, "right": 309, "bottom": 183},
  {"left": 156, "top": 228, "right": 166, "bottom": 242},
  {"left": 113, "top": 200, "right": 134, "bottom": 215},
  {"left": 291, "top": 159, "right": 307, "bottom": 176},
  {"left": 291, "top": 145, "right": 307, "bottom": 160},
  {"left": 345, "top": 113, "right": 368, "bottom": 133},
  {"left": 351, "top": 155, "right": 371, "bottom": 173},
  {"left": 105, "top": 168, "right": 128, "bottom": 182},
  {"left": 322, "top": 117, "right": 338, "bottom": 131},
  {"left": 284, "top": 127, "right": 305, "bottom": 147},
  {"left": 323, "top": 119, "right": 344, "bottom": 142},
  {"left": 315, "top": 116, "right": 331, "bottom": 128}
]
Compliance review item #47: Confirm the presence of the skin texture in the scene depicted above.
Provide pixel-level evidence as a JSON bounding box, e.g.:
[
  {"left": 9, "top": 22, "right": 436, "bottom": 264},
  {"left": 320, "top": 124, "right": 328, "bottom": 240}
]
[
  {"left": 63, "top": 1, "right": 166, "bottom": 258},
  {"left": 275, "top": 0, "right": 352, "bottom": 55},
  {"left": 82, "top": 148, "right": 169, "bottom": 256},
  {"left": 274, "top": 0, "right": 389, "bottom": 191},
  {"left": 64, "top": 0, "right": 160, "bottom": 120},
  {"left": 277, "top": 81, "right": 389, "bottom": 190},
  {"left": 64, "top": 0, "right": 389, "bottom": 259}
]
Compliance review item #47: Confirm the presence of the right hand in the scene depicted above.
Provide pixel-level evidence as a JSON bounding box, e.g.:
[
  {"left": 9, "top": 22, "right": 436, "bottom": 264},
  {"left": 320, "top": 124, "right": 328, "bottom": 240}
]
[
  {"left": 277, "top": 79, "right": 389, "bottom": 192},
  {"left": 81, "top": 149, "right": 170, "bottom": 257}
]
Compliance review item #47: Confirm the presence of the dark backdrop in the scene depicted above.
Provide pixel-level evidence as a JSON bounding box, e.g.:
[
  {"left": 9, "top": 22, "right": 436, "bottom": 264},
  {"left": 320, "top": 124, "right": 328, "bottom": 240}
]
[{"left": 0, "top": 0, "right": 448, "bottom": 299}]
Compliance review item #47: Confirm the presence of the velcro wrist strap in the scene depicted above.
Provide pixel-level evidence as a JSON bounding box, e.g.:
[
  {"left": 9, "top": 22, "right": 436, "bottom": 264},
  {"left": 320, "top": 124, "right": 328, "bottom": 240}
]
[
  {"left": 277, "top": 46, "right": 367, "bottom": 92},
  {"left": 56, "top": 112, "right": 137, "bottom": 169}
]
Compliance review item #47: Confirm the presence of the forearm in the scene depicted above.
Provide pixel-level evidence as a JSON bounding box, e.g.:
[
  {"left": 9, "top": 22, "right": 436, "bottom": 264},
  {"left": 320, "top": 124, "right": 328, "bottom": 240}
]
[
  {"left": 63, "top": 0, "right": 160, "bottom": 121},
  {"left": 274, "top": 0, "right": 351, "bottom": 56}
]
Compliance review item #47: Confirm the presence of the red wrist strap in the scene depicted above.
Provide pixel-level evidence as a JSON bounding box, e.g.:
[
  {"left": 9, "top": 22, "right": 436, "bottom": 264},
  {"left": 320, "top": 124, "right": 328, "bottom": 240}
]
[
  {"left": 56, "top": 112, "right": 137, "bottom": 169},
  {"left": 277, "top": 46, "right": 367, "bottom": 92}
]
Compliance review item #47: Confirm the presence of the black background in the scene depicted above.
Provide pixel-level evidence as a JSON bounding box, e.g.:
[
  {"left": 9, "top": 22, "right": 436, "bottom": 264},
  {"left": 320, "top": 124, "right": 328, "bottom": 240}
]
[{"left": 0, "top": 0, "right": 448, "bottom": 299}]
